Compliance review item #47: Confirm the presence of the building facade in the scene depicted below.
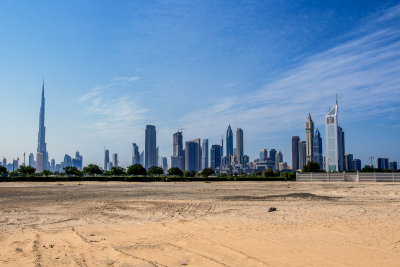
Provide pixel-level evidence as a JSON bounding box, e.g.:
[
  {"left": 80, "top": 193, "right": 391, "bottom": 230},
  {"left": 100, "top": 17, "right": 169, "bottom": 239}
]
[
  {"left": 305, "top": 114, "right": 314, "bottom": 163},
  {"left": 235, "top": 128, "right": 243, "bottom": 164},
  {"left": 226, "top": 125, "right": 233, "bottom": 161},
  {"left": 312, "top": 129, "right": 323, "bottom": 168},
  {"left": 210, "top": 145, "right": 222, "bottom": 170},
  {"left": 291, "top": 136, "right": 300, "bottom": 171},
  {"left": 132, "top": 143, "right": 140, "bottom": 165},
  {"left": 145, "top": 125, "right": 157, "bottom": 169},
  {"left": 185, "top": 139, "right": 201, "bottom": 172},
  {"left": 201, "top": 139, "right": 209, "bottom": 169}
]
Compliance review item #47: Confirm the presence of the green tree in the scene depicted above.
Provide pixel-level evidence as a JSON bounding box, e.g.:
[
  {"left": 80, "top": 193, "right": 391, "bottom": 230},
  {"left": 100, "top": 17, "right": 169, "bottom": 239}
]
[
  {"left": 302, "top": 162, "right": 321, "bottom": 172},
  {"left": 262, "top": 168, "right": 274, "bottom": 177},
  {"left": 127, "top": 164, "right": 147, "bottom": 176},
  {"left": 110, "top": 166, "right": 126, "bottom": 176},
  {"left": 41, "top": 170, "right": 52, "bottom": 177},
  {"left": 83, "top": 164, "right": 104, "bottom": 176},
  {"left": 184, "top": 170, "right": 196, "bottom": 177},
  {"left": 64, "top": 166, "right": 81, "bottom": 176},
  {"left": 148, "top": 166, "right": 164, "bottom": 176},
  {"left": 0, "top": 166, "right": 8, "bottom": 176},
  {"left": 200, "top": 168, "right": 215, "bottom": 178},
  {"left": 18, "top": 166, "right": 36, "bottom": 177},
  {"left": 167, "top": 167, "right": 183, "bottom": 176}
]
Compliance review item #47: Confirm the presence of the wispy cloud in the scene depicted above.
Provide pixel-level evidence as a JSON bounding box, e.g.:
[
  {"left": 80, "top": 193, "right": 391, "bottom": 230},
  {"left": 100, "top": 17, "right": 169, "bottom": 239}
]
[
  {"left": 113, "top": 76, "right": 140, "bottom": 82},
  {"left": 178, "top": 4, "right": 400, "bottom": 139}
]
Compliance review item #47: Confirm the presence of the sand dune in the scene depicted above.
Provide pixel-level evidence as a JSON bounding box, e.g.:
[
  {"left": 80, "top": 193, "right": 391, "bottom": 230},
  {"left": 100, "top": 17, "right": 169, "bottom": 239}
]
[{"left": 0, "top": 182, "right": 399, "bottom": 266}]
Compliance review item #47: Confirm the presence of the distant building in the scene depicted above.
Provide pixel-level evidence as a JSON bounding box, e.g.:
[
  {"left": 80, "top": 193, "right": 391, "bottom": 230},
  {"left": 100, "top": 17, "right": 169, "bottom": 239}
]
[
  {"left": 210, "top": 145, "right": 222, "bottom": 170},
  {"left": 2, "top": 158, "right": 6, "bottom": 168},
  {"left": 352, "top": 159, "right": 362, "bottom": 171},
  {"left": 312, "top": 129, "right": 323, "bottom": 168},
  {"left": 171, "top": 156, "right": 185, "bottom": 170},
  {"left": 161, "top": 157, "right": 168, "bottom": 173},
  {"left": 278, "top": 162, "right": 288, "bottom": 171},
  {"left": 132, "top": 143, "right": 140, "bottom": 165},
  {"left": 226, "top": 125, "right": 234, "bottom": 162},
  {"left": 173, "top": 131, "right": 184, "bottom": 157},
  {"left": 269, "top": 149, "right": 277, "bottom": 166},
  {"left": 376, "top": 158, "right": 389, "bottom": 170},
  {"left": 338, "top": 126, "right": 345, "bottom": 171},
  {"left": 305, "top": 114, "right": 314, "bottom": 163},
  {"left": 104, "top": 149, "right": 110, "bottom": 171},
  {"left": 73, "top": 151, "right": 83, "bottom": 170},
  {"left": 344, "top": 154, "right": 353, "bottom": 171},
  {"left": 145, "top": 125, "right": 157, "bottom": 169},
  {"left": 37, "top": 79, "right": 49, "bottom": 171},
  {"left": 64, "top": 154, "right": 72, "bottom": 168},
  {"left": 259, "top": 149, "right": 268, "bottom": 161},
  {"left": 36, "top": 152, "right": 44, "bottom": 173},
  {"left": 291, "top": 136, "right": 300, "bottom": 171},
  {"left": 275, "top": 151, "right": 283, "bottom": 170},
  {"left": 298, "top": 141, "right": 306, "bottom": 170},
  {"left": 112, "top": 153, "right": 118, "bottom": 167},
  {"left": 50, "top": 158, "right": 55, "bottom": 172},
  {"left": 201, "top": 139, "right": 209, "bottom": 169},
  {"left": 389, "top": 162, "right": 398, "bottom": 171},
  {"left": 28, "top": 153, "right": 35, "bottom": 168},
  {"left": 242, "top": 155, "right": 249, "bottom": 165},
  {"left": 12, "top": 159, "right": 19, "bottom": 172},
  {"left": 185, "top": 139, "right": 201, "bottom": 172},
  {"left": 325, "top": 99, "right": 345, "bottom": 172},
  {"left": 235, "top": 128, "right": 244, "bottom": 164}
]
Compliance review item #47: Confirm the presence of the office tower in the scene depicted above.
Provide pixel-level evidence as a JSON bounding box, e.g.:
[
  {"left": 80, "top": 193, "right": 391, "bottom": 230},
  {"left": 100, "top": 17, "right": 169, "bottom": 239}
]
[
  {"left": 64, "top": 154, "right": 72, "bottom": 168},
  {"left": 72, "top": 151, "right": 83, "bottom": 170},
  {"left": 201, "top": 139, "right": 209, "bottom": 169},
  {"left": 389, "top": 162, "right": 398, "bottom": 171},
  {"left": 28, "top": 153, "right": 35, "bottom": 168},
  {"left": 50, "top": 158, "right": 55, "bottom": 172},
  {"left": 145, "top": 125, "right": 157, "bottom": 169},
  {"left": 210, "top": 145, "right": 222, "bottom": 170},
  {"left": 140, "top": 151, "right": 144, "bottom": 166},
  {"left": 278, "top": 162, "right": 288, "bottom": 171},
  {"left": 269, "top": 149, "right": 277, "bottom": 165},
  {"left": 292, "top": 136, "right": 300, "bottom": 170},
  {"left": 185, "top": 139, "right": 201, "bottom": 172},
  {"left": 2, "top": 158, "right": 6, "bottom": 168},
  {"left": 235, "top": 128, "right": 244, "bottom": 164},
  {"left": 173, "top": 131, "right": 184, "bottom": 157},
  {"left": 220, "top": 135, "right": 224, "bottom": 157},
  {"left": 55, "top": 164, "right": 61, "bottom": 173},
  {"left": 275, "top": 151, "right": 283, "bottom": 170},
  {"left": 161, "top": 157, "right": 168, "bottom": 173},
  {"left": 12, "top": 159, "right": 19, "bottom": 171},
  {"left": 344, "top": 154, "right": 353, "bottom": 171},
  {"left": 376, "top": 158, "right": 389, "bottom": 170},
  {"left": 226, "top": 125, "right": 233, "bottom": 160},
  {"left": 325, "top": 98, "right": 345, "bottom": 172},
  {"left": 37, "top": 79, "right": 49, "bottom": 170},
  {"left": 352, "top": 159, "right": 362, "bottom": 171},
  {"left": 112, "top": 153, "right": 118, "bottom": 167},
  {"left": 259, "top": 149, "right": 268, "bottom": 161},
  {"left": 312, "top": 129, "right": 323, "bottom": 168},
  {"left": 104, "top": 149, "right": 110, "bottom": 171},
  {"left": 298, "top": 141, "right": 306, "bottom": 169},
  {"left": 305, "top": 114, "right": 314, "bottom": 163},
  {"left": 132, "top": 143, "right": 140, "bottom": 165},
  {"left": 36, "top": 152, "right": 44, "bottom": 172}
]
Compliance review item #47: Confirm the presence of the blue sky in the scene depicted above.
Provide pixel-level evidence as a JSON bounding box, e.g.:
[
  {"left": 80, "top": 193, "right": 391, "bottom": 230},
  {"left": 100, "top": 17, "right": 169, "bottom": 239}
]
[{"left": 1, "top": 0, "right": 400, "bottom": 167}]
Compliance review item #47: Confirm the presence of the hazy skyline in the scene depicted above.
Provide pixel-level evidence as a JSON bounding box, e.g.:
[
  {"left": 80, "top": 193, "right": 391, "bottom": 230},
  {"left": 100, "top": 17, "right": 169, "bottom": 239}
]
[{"left": 1, "top": 1, "right": 400, "bottom": 167}]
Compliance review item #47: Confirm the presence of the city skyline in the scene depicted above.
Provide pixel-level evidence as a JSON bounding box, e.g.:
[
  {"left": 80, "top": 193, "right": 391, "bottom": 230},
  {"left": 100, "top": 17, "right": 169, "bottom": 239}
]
[{"left": 1, "top": 1, "right": 400, "bottom": 167}]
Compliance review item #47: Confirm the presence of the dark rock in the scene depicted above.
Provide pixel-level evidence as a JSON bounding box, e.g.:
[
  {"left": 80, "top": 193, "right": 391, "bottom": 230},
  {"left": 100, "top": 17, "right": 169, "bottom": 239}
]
[{"left": 268, "top": 207, "right": 277, "bottom": 212}]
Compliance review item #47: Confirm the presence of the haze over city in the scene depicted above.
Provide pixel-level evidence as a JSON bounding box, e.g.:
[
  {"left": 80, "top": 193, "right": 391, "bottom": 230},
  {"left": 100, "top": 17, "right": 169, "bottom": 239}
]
[{"left": 1, "top": 1, "right": 400, "bottom": 167}]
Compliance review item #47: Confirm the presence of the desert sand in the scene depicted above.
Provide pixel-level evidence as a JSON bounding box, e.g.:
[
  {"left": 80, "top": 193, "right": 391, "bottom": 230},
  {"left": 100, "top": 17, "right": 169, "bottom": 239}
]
[{"left": 0, "top": 181, "right": 399, "bottom": 266}]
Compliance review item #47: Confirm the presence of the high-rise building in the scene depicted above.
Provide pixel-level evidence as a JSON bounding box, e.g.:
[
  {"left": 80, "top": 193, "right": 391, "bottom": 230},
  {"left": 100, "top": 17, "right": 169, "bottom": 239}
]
[
  {"left": 376, "top": 158, "right": 389, "bottom": 170},
  {"left": 298, "top": 141, "right": 306, "bottom": 170},
  {"left": 2, "top": 158, "right": 6, "bottom": 168},
  {"left": 259, "top": 149, "right": 268, "bottom": 161},
  {"left": 269, "top": 149, "right": 277, "bottom": 166},
  {"left": 73, "top": 151, "right": 83, "bottom": 170},
  {"left": 132, "top": 143, "right": 140, "bottom": 165},
  {"left": 344, "top": 154, "right": 353, "bottom": 171},
  {"left": 226, "top": 125, "right": 233, "bottom": 161},
  {"left": 278, "top": 162, "right": 288, "bottom": 171},
  {"left": 173, "top": 131, "right": 184, "bottom": 157},
  {"left": 291, "top": 136, "right": 300, "bottom": 170},
  {"left": 275, "top": 151, "right": 283, "bottom": 170},
  {"left": 36, "top": 152, "right": 44, "bottom": 172},
  {"left": 104, "top": 149, "right": 110, "bottom": 171},
  {"left": 235, "top": 128, "right": 244, "bottom": 164},
  {"left": 305, "top": 113, "right": 314, "bottom": 163},
  {"left": 37, "top": 79, "right": 49, "bottom": 170},
  {"left": 28, "top": 153, "right": 35, "bottom": 168},
  {"left": 161, "top": 157, "right": 168, "bottom": 173},
  {"left": 352, "top": 159, "right": 362, "bottom": 171},
  {"left": 312, "top": 129, "right": 323, "bottom": 168},
  {"left": 389, "top": 162, "right": 398, "bottom": 171},
  {"left": 185, "top": 139, "right": 201, "bottom": 172},
  {"left": 210, "top": 145, "right": 222, "bottom": 170},
  {"left": 325, "top": 99, "right": 345, "bottom": 172},
  {"left": 112, "top": 153, "right": 118, "bottom": 167},
  {"left": 145, "top": 125, "right": 157, "bottom": 169},
  {"left": 50, "top": 158, "right": 55, "bottom": 173},
  {"left": 64, "top": 154, "right": 72, "bottom": 168},
  {"left": 201, "top": 139, "right": 209, "bottom": 169}
]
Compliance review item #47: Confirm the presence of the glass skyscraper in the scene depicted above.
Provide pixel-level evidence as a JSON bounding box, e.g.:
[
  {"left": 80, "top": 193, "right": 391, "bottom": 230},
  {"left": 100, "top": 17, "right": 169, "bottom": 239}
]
[
  {"left": 312, "top": 129, "right": 323, "bottom": 168},
  {"left": 325, "top": 100, "right": 345, "bottom": 172},
  {"left": 145, "top": 125, "right": 157, "bottom": 169},
  {"left": 226, "top": 125, "right": 233, "bottom": 161},
  {"left": 37, "top": 80, "right": 49, "bottom": 172}
]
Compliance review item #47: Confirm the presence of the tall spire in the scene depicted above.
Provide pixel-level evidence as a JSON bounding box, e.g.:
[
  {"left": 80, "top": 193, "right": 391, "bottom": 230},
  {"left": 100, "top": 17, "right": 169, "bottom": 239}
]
[{"left": 37, "top": 78, "right": 48, "bottom": 171}]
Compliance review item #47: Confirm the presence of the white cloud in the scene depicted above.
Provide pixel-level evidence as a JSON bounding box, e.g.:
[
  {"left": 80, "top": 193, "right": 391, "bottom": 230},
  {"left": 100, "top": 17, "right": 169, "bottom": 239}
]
[{"left": 113, "top": 76, "right": 140, "bottom": 82}]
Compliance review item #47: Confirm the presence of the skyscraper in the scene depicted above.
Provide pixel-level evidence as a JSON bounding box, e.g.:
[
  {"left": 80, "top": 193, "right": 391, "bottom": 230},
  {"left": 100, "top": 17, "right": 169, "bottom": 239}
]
[
  {"left": 185, "top": 139, "right": 201, "bottom": 172},
  {"left": 325, "top": 99, "right": 344, "bottom": 172},
  {"left": 259, "top": 149, "right": 268, "bottom": 161},
  {"left": 226, "top": 125, "right": 233, "bottom": 161},
  {"left": 275, "top": 150, "right": 283, "bottom": 170},
  {"left": 269, "top": 149, "right": 277, "bottom": 166},
  {"left": 235, "top": 128, "right": 243, "bottom": 164},
  {"left": 112, "top": 153, "right": 118, "bottom": 167},
  {"left": 210, "top": 145, "right": 222, "bottom": 170},
  {"left": 305, "top": 113, "right": 314, "bottom": 163},
  {"left": 291, "top": 136, "right": 300, "bottom": 170},
  {"left": 173, "top": 131, "right": 184, "bottom": 157},
  {"left": 352, "top": 159, "right": 362, "bottom": 171},
  {"left": 145, "top": 125, "right": 157, "bottom": 169},
  {"left": 376, "top": 158, "right": 389, "bottom": 170},
  {"left": 298, "top": 141, "right": 306, "bottom": 170},
  {"left": 50, "top": 158, "right": 55, "bottom": 173},
  {"left": 37, "top": 80, "right": 49, "bottom": 171},
  {"left": 312, "top": 128, "right": 323, "bottom": 168},
  {"left": 132, "top": 143, "right": 140, "bottom": 165},
  {"left": 201, "top": 139, "right": 209, "bottom": 169},
  {"left": 344, "top": 153, "right": 353, "bottom": 171},
  {"left": 64, "top": 154, "right": 72, "bottom": 168},
  {"left": 28, "top": 153, "right": 35, "bottom": 168},
  {"left": 104, "top": 149, "right": 110, "bottom": 171}
]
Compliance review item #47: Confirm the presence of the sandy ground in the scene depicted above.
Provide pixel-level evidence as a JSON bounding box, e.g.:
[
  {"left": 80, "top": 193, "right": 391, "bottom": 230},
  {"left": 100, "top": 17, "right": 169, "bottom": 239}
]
[{"left": 0, "top": 182, "right": 399, "bottom": 266}]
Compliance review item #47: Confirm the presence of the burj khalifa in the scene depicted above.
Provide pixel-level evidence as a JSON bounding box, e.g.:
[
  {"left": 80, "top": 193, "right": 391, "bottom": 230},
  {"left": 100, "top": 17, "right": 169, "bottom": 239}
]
[{"left": 36, "top": 80, "right": 49, "bottom": 172}]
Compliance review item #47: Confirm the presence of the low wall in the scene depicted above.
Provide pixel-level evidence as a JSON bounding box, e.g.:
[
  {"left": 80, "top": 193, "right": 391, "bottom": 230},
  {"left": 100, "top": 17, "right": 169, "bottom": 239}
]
[{"left": 296, "top": 172, "right": 400, "bottom": 182}]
